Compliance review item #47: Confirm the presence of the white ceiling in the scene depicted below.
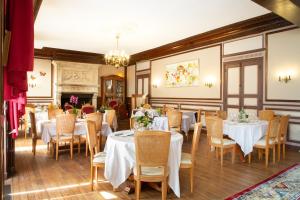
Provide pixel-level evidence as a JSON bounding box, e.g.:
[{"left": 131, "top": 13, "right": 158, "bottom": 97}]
[{"left": 34, "top": 0, "right": 270, "bottom": 55}]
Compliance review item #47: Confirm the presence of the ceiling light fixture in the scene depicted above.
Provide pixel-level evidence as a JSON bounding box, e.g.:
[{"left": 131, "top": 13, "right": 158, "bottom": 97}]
[{"left": 105, "top": 34, "right": 130, "bottom": 68}]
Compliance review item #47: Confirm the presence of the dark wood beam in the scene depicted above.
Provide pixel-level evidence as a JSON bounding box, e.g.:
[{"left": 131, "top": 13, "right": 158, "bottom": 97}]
[
  {"left": 33, "top": 0, "right": 43, "bottom": 22},
  {"left": 129, "top": 13, "right": 292, "bottom": 64},
  {"left": 252, "top": 0, "right": 300, "bottom": 27},
  {"left": 34, "top": 47, "right": 106, "bottom": 64}
]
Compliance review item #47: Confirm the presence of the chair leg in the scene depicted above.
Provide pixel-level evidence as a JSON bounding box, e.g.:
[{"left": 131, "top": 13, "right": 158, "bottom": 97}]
[
  {"left": 190, "top": 167, "right": 194, "bottom": 193},
  {"left": 273, "top": 146, "right": 276, "bottom": 164},
  {"left": 86, "top": 140, "right": 89, "bottom": 157},
  {"left": 99, "top": 135, "right": 102, "bottom": 151},
  {"left": 70, "top": 141, "right": 73, "bottom": 159},
  {"left": 56, "top": 142, "right": 59, "bottom": 161},
  {"left": 47, "top": 142, "right": 50, "bottom": 152},
  {"left": 162, "top": 179, "right": 167, "bottom": 200},
  {"left": 265, "top": 148, "right": 269, "bottom": 167},
  {"left": 220, "top": 147, "right": 224, "bottom": 166},
  {"left": 277, "top": 143, "right": 281, "bottom": 161},
  {"left": 283, "top": 143, "right": 286, "bottom": 159},
  {"left": 258, "top": 149, "right": 262, "bottom": 160},
  {"left": 215, "top": 148, "right": 218, "bottom": 159},
  {"left": 231, "top": 146, "right": 235, "bottom": 164},
  {"left": 78, "top": 137, "right": 81, "bottom": 154},
  {"left": 95, "top": 167, "right": 98, "bottom": 187},
  {"left": 248, "top": 153, "right": 251, "bottom": 164},
  {"left": 136, "top": 180, "right": 141, "bottom": 200},
  {"left": 32, "top": 139, "right": 36, "bottom": 156},
  {"left": 90, "top": 166, "right": 94, "bottom": 191}
]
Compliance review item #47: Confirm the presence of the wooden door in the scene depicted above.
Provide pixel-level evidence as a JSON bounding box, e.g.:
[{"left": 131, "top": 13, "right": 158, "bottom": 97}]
[
  {"left": 136, "top": 74, "right": 150, "bottom": 96},
  {"left": 224, "top": 58, "right": 263, "bottom": 117}
]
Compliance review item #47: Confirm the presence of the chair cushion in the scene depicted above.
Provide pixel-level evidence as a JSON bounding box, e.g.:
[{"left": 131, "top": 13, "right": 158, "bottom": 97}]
[
  {"left": 93, "top": 152, "right": 106, "bottom": 164},
  {"left": 134, "top": 166, "right": 166, "bottom": 176},
  {"left": 181, "top": 152, "right": 192, "bottom": 165},
  {"left": 255, "top": 136, "right": 275, "bottom": 146},
  {"left": 211, "top": 137, "right": 236, "bottom": 145}
]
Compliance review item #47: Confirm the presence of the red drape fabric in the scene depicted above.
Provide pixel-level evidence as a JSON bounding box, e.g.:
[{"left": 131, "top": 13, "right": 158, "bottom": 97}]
[{"left": 4, "top": 0, "right": 34, "bottom": 138}]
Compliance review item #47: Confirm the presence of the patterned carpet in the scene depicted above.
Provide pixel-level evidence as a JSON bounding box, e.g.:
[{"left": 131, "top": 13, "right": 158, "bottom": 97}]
[{"left": 225, "top": 163, "right": 300, "bottom": 200}]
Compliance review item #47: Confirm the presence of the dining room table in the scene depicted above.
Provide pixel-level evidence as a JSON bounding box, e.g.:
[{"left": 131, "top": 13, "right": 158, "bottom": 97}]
[
  {"left": 151, "top": 115, "right": 191, "bottom": 135},
  {"left": 103, "top": 110, "right": 118, "bottom": 131},
  {"left": 223, "top": 120, "right": 269, "bottom": 156},
  {"left": 39, "top": 118, "right": 113, "bottom": 144},
  {"left": 104, "top": 130, "right": 183, "bottom": 197}
]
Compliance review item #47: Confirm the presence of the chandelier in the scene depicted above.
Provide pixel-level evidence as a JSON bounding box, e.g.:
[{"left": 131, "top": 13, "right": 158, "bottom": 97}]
[{"left": 105, "top": 34, "right": 130, "bottom": 68}]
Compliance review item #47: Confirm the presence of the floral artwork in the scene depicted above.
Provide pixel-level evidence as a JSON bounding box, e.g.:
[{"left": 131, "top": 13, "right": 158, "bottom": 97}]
[{"left": 164, "top": 60, "right": 199, "bottom": 87}]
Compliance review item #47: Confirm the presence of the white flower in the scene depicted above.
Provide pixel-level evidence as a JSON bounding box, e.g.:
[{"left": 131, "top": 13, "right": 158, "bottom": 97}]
[{"left": 134, "top": 111, "right": 145, "bottom": 117}]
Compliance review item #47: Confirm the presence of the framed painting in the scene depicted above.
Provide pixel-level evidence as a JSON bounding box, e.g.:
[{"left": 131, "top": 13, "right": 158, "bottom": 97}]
[{"left": 164, "top": 59, "right": 199, "bottom": 87}]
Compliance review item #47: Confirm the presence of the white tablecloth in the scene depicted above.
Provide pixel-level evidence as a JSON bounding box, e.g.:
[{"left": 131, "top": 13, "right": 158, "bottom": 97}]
[
  {"left": 151, "top": 115, "right": 191, "bottom": 134},
  {"left": 40, "top": 120, "right": 112, "bottom": 144},
  {"left": 104, "top": 130, "right": 183, "bottom": 197},
  {"left": 103, "top": 111, "right": 118, "bottom": 131},
  {"left": 223, "top": 120, "right": 268, "bottom": 156},
  {"left": 182, "top": 111, "right": 196, "bottom": 125}
]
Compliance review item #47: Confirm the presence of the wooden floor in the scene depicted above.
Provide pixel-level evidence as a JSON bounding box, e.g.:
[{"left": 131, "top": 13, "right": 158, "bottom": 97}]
[{"left": 6, "top": 119, "right": 300, "bottom": 200}]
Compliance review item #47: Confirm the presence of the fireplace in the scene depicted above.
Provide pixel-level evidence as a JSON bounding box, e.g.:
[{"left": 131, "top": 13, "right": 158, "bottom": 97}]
[{"left": 61, "top": 93, "right": 93, "bottom": 109}]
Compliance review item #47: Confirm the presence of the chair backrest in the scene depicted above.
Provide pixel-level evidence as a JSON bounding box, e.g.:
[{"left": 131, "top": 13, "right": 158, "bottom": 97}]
[
  {"left": 48, "top": 108, "right": 63, "bottom": 120},
  {"left": 191, "top": 123, "right": 202, "bottom": 162},
  {"left": 166, "top": 110, "right": 182, "bottom": 130},
  {"left": 266, "top": 117, "right": 281, "bottom": 142},
  {"left": 106, "top": 109, "right": 116, "bottom": 128},
  {"left": 29, "top": 112, "right": 37, "bottom": 139},
  {"left": 206, "top": 116, "right": 223, "bottom": 142},
  {"left": 130, "top": 117, "right": 136, "bottom": 130},
  {"left": 56, "top": 114, "right": 76, "bottom": 137},
  {"left": 86, "top": 120, "right": 98, "bottom": 157},
  {"left": 196, "top": 109, "right": 202, "bottom": 123},
  {"left": 216, "top": 110, "right": 227, "bottom": 120},
  {"left": 86, "top": 112, "right": 103, "bottom": 132},
  {"left": 64, "top": 104, "right": 73, "bottom": 111},
  {"left": 259, "top": 110, "right": 274, "bottom": 121},
  {"left": 134, "top": 131, "right": 171, "bottom": 176},
  {"left": 279, "top": 115, "right": 289, "bottom": 140},
  {"left": 162, "top": 105, "right": 174, "bottom": 115},
  {"left": 82, "top": 104, "right": 95, "bottom": 114},
  {"left": 131, "top": 94, "right": 148, "bottom": 110},
  {"left": 205, "top": 111, "right": 216, "bottom": 118}
]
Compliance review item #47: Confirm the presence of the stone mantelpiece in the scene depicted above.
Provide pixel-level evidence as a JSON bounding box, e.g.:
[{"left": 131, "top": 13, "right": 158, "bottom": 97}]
[{"left": 55, "top": 61, "right": 100, "bottom": 107}]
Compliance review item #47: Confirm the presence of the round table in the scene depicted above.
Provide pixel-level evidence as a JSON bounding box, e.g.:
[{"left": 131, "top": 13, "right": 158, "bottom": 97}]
[
  {"left": 104, "top": 130, "right": 183, "bottom": 198},
  {"left": 40, "top": 119, "right": 112, "bottom": 144},
  {"left": 223, "top": 120, "right": 268, "bottom": 155},
  {"left": 151, "top": 115, "right": 191, "bottom": 134}
]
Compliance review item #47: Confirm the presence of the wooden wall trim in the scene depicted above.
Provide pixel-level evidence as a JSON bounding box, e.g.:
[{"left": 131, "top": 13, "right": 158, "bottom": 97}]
[
  {"left": 34, "top": 47, "right": 106, "bottom": 64},
  {"left": 34, "top": 0, "right": 43, "bottom": 22},
  {"left": 265, "top": 27, "right": 300, "bottom": 103},
  {"left": 130, "top": 13, "right": 291, "bottom": 64}
]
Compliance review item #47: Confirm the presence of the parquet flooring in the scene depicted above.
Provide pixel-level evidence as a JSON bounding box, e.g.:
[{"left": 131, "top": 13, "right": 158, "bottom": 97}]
[{"left": 5, "top": 119, "right": 300, "bottom": 200}]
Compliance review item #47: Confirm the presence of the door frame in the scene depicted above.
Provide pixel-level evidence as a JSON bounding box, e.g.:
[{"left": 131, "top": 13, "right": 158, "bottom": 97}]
[
  {"left": 223, "top": 57, "right": 263, "bottom": 113},
  {"left": 135, "top": 74, "right": 150, "bottom": 96}
]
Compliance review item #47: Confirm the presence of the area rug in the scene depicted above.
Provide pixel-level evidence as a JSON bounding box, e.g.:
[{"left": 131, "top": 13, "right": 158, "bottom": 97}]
[{"left": 225, "top": 163, "right": 300, "bottom": 200}]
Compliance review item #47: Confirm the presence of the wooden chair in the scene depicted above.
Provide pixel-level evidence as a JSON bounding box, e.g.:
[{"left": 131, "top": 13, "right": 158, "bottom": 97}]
[
  {"left": 216, "top": 110, "right": 227, "bottom": 120},
  {"left": 86, "top": 120, "right": 106, "bottom": 191},
  {"left": 249, "top": 117, "right": 280, "bottom": 167},
  {"left": 134, "top": 131, "right": 171, "bottom": 200},
  {"left": 166, "top": 110, "right": 182, "bottom": 133},
  {"left": 29, "top": 112, "right": 40, "bottom": 155},
  {"left": 131, "top": 94, "right": 148, "bottom": 110},
  {"left": 24, "top": 104, "right": 35, "bottom": 138},
  {"left": 48, "top": 108, "right": 63, "bottom": 120},
  {"left": 162, "top": 105, "right": 174, "bottom": 115},
  {"left": 204, "top": 111, "right": 216, "bottom": 118},
  {"left": 106, "top": 109, "right": 117, "bottom": 131},
  {"left": 180, "top": 122, "right": 202, "bottom": 193},
  {"left": 51, "top": 114, "right": 77, "bottom": 160},
  {"left": 258, "top": 110, "right": 274, "bottom": 121},
  {"left": 206, "top": 117, "right": 236, "bottom": 166},
  {"left": 276, "top": 115, "right": 289, "bottom": 161},
  {"left": 67, "top": 108, "right": 82, "bottom": 118},
  {"left": 130, "top": 117, "right": 136, "bottom": 130},
  {"left": 196, "top": 109, "right": 202, "bottom": 123},
  {"left": 84, "top": 112, "right": 103, "bottom": 155},
  {"left": 82, "top": 104, "right": 95, "bottom": 114},
  {"left": 142, "top": 103, "right": 151, "bottom": 109}
]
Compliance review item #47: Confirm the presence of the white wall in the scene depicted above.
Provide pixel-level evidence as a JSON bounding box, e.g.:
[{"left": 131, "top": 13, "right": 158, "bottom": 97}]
[
  {"left": 267, "top": 28, "right": 300, "bottom": 100},
  {"left": 151, "top": 45, "right": 221, "bottom": 98},
  {"left": 224, "top": 35, "right": 263, "bottom": 55}
]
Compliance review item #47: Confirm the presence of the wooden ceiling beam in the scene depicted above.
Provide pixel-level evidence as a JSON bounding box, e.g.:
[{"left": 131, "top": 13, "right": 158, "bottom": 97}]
[
  {"left": 252, "top": 0, "right": 300, "bottom": 27},
  {"left": 33, "top": 0, "right": 43, "bottom": 22}
]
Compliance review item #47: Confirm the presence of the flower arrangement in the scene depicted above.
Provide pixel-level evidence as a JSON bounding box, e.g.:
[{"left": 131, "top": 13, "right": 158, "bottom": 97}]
[
  {"left": 238, "top": 108, "right": 249, "bottom": 123},
  {"left": 133, "top": 109, "right": 158, "bottom": 130},
  {"left": 69, "top": 95, "right": 79, "bottom": 115}
]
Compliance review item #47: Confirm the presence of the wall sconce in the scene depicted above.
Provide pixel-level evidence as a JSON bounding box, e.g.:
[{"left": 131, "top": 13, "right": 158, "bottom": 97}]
[
  {"left": 204, "top": 76, "right": 216, "bottom": 88},
  {"left": 152, "top": 79, "right": 160, "bottom": 88},
  {"left": 278, "top": 74, "right": 291, "bottom": 83},
  {"left": 152, "top": 84, "right": 158, "bottom": 88}
]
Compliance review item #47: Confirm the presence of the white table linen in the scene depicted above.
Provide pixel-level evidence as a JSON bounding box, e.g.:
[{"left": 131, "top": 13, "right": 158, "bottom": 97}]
[
  {"left": 182, "top": 111, "right": 196, "bottom": 125},
  {"left": 223, "top": 120, "right": 268, "bottom": 156},
  {"left": 40, "top": 120, "right": 112, "bottom": 144},
  {"left": 104, "top": 130, "right": 183, "bottom": 197},
  {"left": 151, "top": 115, "right": 191, "bottom": 134},
  {"left": 103, "top": 111, "right": 118, "bottom": 131}
]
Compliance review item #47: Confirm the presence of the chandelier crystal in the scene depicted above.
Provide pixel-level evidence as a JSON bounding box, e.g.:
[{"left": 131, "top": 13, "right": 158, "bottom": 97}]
[{"left": 105, "top": 34, "right": 130, "bottom": 68}]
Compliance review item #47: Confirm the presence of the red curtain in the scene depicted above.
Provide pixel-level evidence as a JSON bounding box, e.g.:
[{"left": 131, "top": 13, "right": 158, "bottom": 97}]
[{"left": 4, "top": 0, "right": 34, "bottom": 138}]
